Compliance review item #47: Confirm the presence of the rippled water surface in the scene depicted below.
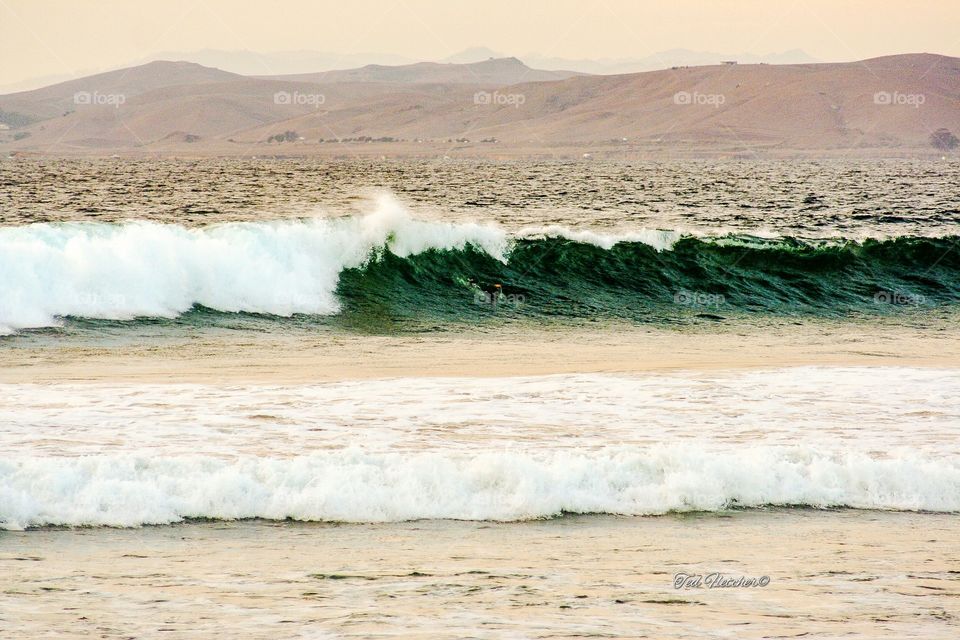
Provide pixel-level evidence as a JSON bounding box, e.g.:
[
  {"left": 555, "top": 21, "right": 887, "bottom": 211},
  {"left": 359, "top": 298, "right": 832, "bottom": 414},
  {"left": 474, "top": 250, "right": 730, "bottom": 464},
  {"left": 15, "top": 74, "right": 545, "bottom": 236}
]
[{"left": 3, "top": 158, "right": 960, "bottom": 237}]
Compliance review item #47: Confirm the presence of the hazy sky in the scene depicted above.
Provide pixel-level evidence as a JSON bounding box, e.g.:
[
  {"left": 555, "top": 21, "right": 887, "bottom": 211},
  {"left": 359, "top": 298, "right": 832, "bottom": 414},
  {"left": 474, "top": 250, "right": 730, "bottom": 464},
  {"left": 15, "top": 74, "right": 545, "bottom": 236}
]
[{"left": 2, "top": 0, "right": 959, "bottom": 87}]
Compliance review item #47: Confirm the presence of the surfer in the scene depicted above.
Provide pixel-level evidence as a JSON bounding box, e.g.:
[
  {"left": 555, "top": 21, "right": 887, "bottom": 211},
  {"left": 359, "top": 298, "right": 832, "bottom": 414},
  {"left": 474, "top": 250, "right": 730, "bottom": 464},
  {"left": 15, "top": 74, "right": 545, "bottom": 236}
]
[{"left": 489, "top": 283, "right": 502, "bottom": 308}]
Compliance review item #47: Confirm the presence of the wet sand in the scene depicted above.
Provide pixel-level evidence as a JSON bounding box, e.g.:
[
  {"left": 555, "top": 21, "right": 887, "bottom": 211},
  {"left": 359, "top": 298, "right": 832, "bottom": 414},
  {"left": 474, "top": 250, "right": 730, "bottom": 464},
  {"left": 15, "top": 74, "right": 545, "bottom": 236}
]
[
  {"left": 2, "top": 320, "right": 958, "bottom": 383},
  {"left": 2, "top": 510, "right": 958, "bottom": 639}
]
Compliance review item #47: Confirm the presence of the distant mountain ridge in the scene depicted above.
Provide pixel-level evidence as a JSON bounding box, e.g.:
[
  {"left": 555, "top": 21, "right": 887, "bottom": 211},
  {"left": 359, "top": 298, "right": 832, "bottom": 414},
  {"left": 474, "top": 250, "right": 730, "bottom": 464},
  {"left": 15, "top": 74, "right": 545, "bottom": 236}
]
[
  {"left": 142, "top": 46, "right": 819, "bottom": 76},
  {"left": 441, "top": 47, "right": 819, "bottom": 73},
  {"left": 261, "top": 57, "right": 581, "bottom": 84},
  {"left": 144, "top": 49, "right": 416, "bottom": 76}
]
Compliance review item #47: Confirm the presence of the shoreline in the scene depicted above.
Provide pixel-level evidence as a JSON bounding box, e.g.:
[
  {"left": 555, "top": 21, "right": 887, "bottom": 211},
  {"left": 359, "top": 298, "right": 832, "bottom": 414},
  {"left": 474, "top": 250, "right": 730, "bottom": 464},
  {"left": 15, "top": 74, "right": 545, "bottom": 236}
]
[
  {"left": 3, "top": 142, "right": 956, "bottom": 161},
  {"left": 8, "top": 505, "right": 959, "bottom": 533},
  {"left": 2, "top": 319, "right": 957, "bottom": 383}
]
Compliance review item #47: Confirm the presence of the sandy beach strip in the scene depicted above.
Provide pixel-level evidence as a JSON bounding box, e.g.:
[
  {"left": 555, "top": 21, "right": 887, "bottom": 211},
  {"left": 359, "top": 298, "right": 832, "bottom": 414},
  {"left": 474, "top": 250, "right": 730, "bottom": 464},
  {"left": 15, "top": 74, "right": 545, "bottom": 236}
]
[{"left": 2, "top": 319, "right": 958, "bottom": 384}]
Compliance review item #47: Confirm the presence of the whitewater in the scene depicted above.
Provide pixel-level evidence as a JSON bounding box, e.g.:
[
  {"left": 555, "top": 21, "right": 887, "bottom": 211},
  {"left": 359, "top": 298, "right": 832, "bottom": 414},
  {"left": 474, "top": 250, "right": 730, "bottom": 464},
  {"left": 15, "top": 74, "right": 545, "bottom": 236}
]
[{"left": 2, "top": 367, "right": 958, "bottom": 530}]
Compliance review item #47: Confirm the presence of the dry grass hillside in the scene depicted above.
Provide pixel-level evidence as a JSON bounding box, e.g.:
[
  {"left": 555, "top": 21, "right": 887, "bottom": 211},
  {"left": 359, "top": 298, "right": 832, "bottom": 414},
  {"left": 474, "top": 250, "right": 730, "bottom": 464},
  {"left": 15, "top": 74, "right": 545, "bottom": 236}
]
[{"left": 2, "top": 54, "right": 958, "bottom": 157}]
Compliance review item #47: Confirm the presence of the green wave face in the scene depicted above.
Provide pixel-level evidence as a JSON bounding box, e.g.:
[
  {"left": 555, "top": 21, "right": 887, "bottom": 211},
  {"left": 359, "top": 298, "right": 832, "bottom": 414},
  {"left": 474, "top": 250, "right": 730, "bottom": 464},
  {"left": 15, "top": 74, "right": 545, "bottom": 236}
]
[{"left": 334, "top": 235, "right": 960, "bottom": 324}]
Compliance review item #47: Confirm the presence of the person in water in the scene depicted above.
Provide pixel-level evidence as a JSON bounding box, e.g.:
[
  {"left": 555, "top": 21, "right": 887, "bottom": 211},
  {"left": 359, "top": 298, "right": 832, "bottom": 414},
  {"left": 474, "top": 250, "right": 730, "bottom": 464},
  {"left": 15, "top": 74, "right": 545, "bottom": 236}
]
[
  {"left": 465, "top": 278, "right": 503, "bottom": 307},
  {"left": 489, "top": 283, "right": 502, "bottom": 307}
]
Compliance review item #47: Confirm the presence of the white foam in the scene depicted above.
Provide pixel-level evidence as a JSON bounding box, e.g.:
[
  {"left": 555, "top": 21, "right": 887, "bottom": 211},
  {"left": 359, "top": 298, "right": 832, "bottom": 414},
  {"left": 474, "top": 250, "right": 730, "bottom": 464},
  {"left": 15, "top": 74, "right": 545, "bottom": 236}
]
[
  {"left": 0, "top": 196, "right": 506, "bottom": 332},
  {"left": 2, "top": 368, "right": 958, "bottom": 459},
  {"left": 2, "top": 367, "right": 958, "bottom": 529},
  {"left": 1, "top": 446, "right": 957, "bottom": 530}
]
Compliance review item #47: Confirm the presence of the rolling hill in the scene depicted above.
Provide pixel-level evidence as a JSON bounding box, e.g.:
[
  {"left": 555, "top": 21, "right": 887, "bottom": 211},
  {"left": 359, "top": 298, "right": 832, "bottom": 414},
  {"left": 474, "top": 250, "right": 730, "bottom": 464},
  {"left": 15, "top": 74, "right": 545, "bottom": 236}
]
[{"left": 2, "top": 53, "right": 958, "bottom": 157}]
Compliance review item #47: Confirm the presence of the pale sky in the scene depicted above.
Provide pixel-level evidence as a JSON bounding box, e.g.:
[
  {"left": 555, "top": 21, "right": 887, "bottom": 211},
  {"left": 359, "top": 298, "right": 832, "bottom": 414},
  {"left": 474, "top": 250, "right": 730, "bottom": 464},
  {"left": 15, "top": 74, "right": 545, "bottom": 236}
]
[{"left": 2, "top": 0, "right": 959, "bottom": 87}]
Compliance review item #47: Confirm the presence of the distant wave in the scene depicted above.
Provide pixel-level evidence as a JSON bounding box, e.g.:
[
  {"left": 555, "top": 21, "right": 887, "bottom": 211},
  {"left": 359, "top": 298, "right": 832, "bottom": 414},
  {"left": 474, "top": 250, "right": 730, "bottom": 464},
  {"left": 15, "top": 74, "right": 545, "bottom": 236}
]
[
  {"left": 1, "top": 195, "right": 959, "bottom": 333},
  {"left": 2, "top": 446, "right": 958, "bottom": 529}
]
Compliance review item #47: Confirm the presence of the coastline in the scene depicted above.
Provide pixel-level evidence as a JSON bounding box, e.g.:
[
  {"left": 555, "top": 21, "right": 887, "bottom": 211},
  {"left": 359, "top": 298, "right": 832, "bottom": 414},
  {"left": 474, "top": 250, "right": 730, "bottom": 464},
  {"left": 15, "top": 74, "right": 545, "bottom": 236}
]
[
  {"left": 2, "top": 318, "right": 958, "bottom": 383},
  {"left": 4, "top": 142, "right": 956, "bottom": 161}
]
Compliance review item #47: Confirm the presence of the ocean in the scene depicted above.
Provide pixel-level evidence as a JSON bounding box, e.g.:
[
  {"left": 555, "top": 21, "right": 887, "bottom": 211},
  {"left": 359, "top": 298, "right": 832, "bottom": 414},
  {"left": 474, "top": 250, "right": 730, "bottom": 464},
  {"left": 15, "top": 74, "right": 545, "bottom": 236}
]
[{"left": 1, "top": 157, "right": 959, "bottom": 638}]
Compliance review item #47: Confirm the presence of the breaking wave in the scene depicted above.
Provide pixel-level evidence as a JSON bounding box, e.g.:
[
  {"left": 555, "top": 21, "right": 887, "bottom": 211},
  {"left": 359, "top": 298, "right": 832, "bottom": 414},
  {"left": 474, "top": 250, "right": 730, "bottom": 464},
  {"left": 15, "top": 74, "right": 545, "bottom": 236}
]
[
  {"left": 1, "top": 195, "right": 959, "bottom": 333},
  {"left": 2, "top": 446, "right": 958, "bottom": 529}
]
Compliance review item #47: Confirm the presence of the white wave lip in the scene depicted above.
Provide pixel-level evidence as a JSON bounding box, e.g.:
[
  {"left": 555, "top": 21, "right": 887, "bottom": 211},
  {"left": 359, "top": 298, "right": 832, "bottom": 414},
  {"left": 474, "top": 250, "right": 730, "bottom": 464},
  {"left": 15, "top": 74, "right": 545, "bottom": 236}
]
[
  {"left": 0, "top": 195, "right": 686, "bottom": 333},
  {"left": 2, "top": 446, "right": 958, "bottom": 530},
  {"left": 515, "top": 225, "right": 680, "bottom": 251}
]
